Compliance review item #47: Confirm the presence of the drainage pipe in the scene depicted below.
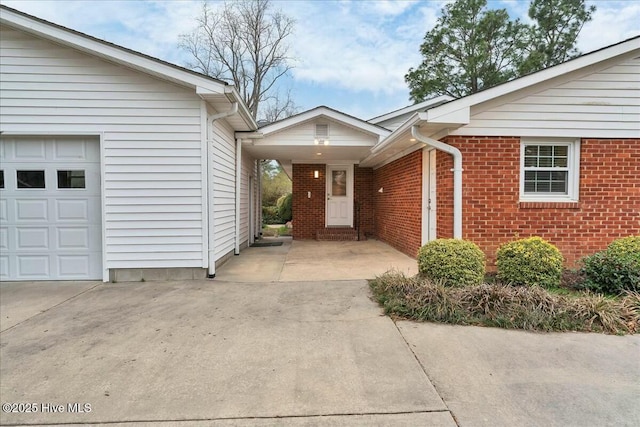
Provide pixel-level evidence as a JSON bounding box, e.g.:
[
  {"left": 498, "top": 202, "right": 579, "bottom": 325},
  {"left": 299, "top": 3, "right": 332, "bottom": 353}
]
[
  {"left": 411, "top": 125, "right": 463, "bottom": 239},
  {"left": 235, "top": 136, "right": 242, "bottom": 255},
  {"left": 207, "top": 102, "right": 238, "bottom": 278}
]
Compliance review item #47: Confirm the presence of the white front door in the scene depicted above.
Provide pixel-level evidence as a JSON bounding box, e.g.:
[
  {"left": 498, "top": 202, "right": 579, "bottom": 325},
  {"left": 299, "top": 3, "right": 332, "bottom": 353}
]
[
  {"left": 421, "top": 149, "right": 437, "bottom": 244},
  {"left": 326, "top": 164, "right": 353, "bottom": 227}
]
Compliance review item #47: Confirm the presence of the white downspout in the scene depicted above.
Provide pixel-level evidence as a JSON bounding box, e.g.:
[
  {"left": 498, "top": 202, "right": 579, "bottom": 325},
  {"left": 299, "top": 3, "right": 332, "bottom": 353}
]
[
  {"left": 235, "top": 137, "right": 242, "bottom": 255},
  {"left": 207, "top": 102, "right": 238, "bottom": 278},
  {"left": 411, "top": 126, "right": 463, "bottom": 239}
]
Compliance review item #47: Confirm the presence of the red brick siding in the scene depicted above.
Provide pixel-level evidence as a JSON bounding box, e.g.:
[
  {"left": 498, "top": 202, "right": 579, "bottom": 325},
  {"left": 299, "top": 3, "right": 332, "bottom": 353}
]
[
  {"left": 292, "top": 164, "right": 325, "bottom": 239},
  {"left": 373, "top": 150, "right": 423, "bottom": 257},
  {"left": 437, "top": 136, "right": 640, "bottom": 268},
  {"left": 355, "top": 166, "right": 375, "bottom": 239}
]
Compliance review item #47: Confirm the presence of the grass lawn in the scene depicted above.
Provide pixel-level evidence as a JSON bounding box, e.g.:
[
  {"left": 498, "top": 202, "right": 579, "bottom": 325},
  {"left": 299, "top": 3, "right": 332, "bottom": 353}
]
[
  {"left": 370, "top": 271, "right": 639, "bottom": 335},
  {"left": 261, "top": 225, "right": 291, "bottom": 237}
]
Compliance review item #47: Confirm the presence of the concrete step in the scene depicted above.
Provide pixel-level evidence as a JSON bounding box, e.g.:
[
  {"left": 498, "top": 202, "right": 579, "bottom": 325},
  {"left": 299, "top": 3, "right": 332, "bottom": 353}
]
[{"left": 316, "top": 228, "right": 359, "bottom": 241}]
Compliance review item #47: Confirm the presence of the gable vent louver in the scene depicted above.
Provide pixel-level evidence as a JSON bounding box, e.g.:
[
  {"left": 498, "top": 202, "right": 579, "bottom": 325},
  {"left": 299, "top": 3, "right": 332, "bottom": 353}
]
[{"left": 315, "top": 124, "right": 329, "bottom": 145}]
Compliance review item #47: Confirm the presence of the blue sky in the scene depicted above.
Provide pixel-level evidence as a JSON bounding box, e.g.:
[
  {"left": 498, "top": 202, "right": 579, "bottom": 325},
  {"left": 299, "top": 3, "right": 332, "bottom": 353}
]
[{"left": 3, "top": 0, "right": 639, "bottom": 119}]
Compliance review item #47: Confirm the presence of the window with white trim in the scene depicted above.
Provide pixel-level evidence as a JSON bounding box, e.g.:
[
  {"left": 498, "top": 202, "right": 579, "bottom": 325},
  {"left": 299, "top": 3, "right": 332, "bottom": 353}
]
[{"left": 520, "top": 139, "right": 580, "bottom": 202}]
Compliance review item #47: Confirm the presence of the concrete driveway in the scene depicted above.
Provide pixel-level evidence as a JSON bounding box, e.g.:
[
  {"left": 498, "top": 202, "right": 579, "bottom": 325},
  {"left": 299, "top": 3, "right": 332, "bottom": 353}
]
[
  {"left": 1, "top": 239, "right": 638, "bottom": 426},
  {"left": 0, "top": 279, "right": 452, "bottom": 426}
]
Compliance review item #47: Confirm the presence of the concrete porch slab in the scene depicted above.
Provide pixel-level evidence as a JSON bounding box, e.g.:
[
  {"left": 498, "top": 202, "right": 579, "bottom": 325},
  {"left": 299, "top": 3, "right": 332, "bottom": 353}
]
[{"left": 215, "top": 238, "right": 418, "bottom": 282}]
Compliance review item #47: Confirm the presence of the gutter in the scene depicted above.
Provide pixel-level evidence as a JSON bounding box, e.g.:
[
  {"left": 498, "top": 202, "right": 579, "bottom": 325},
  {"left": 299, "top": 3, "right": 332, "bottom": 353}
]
[
  {"left": 411, "top": 126, "right": 463, "bottom": 239},
  {"left": 207, "top": 102, "right": 239, "bottom": 278}
]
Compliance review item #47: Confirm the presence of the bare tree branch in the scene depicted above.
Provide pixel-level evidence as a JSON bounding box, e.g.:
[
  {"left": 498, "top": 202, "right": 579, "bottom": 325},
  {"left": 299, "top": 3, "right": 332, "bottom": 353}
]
[{"left": 180, "top": 0, "right": 296, "bottom": 121}]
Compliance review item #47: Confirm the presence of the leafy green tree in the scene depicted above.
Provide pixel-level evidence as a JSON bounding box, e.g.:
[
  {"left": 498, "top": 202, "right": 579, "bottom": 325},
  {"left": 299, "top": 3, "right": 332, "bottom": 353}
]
[
  {"left": 406, "top": 0, "right": 595, "bottom": 101},
  {"left": 261, "top": 161, "right": 291, "bottom": 207},
  {"left": 405, "top": 0, "right": 526, "bottom": 100},
  {"left": 519, "top": 0, "right": 596, "bottom": 74}
]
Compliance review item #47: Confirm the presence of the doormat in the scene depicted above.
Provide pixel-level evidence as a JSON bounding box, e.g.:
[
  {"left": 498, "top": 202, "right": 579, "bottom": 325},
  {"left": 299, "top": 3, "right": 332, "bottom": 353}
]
[{"left": 250, "top": 242, "right": 283, "bottom": 247}]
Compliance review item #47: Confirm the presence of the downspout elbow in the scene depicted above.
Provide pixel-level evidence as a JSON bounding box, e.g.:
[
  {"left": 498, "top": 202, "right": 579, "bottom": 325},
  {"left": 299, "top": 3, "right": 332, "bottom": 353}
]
[{"left": 210, "top": 102, "right": 238, "bottom": 123}]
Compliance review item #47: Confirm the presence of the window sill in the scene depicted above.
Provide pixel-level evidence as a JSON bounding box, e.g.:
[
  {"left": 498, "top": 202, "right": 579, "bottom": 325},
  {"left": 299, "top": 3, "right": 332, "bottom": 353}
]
[{"left": 518, "top": 201, "right": 580, "bottom": 209}]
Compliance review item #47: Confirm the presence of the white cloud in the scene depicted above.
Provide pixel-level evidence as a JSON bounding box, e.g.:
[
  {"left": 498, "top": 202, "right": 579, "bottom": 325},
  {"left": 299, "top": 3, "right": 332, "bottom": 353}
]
[
  {"left": 285, "top": 0, "right": 439, "bottom": 95},
  {"left": 579, "top": 1, "right": 640, "bottom": 52}
]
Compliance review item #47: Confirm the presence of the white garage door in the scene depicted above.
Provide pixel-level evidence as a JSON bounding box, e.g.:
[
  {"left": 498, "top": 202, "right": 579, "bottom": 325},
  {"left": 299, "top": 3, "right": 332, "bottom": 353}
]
[{"left": 0, "top": 136, "right": 102, "bottom": 281}]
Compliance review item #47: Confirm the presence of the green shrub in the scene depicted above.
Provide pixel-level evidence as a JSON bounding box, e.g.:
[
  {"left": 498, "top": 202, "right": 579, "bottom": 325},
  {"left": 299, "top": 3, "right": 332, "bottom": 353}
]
[
  {"left": 417, "top": 239, "right": 485, "bottom": 287},
  {"left": 581, "top": 236, "right": 640, "bottom": 294},
  {"left": 262, "top": 205, "right": 281, "bottom": 225},
  {"left": 277, "top": 193, "right": 292, "bottom": 222},
  {"left": 496, "top": 237, "right": 563, "bottom": 288}
]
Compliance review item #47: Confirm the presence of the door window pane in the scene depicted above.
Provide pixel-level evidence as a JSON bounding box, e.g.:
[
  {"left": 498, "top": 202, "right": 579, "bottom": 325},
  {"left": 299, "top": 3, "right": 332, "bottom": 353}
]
[
  {"left": 332, "top": 170, "right": 347, "bottom": 196},
  {"left": 17, "top": 170, "right": 45, "bottom": 188},
  {"left": 0, "top": 170, "right": 4, "bottom": 189},
  {"left": 57, "top": 170, "right": 86, "bottom": 189}
]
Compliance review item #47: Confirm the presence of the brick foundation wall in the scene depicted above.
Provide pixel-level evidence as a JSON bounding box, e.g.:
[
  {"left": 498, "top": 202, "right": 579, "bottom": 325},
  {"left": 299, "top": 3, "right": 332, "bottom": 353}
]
[
  {"left": 373, "top": 150, "right": 423, "bottom": 257},
  {"left": 355, "top": 165, "right": 374, "bottom": 239},
  {"left": 292, "top": 164, "right": 326, "bottom": 239},
  {"left": 438, "top": 136, "right": 640, "bottom": 268}
]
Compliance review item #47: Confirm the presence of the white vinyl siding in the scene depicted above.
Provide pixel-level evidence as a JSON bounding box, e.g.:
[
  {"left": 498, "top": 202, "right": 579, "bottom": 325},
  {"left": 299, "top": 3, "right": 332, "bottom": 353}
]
[
  {"left": 211, "top": 119, "right": 236, "bottom": 260},
  {"left": 455, "top": 57, "right": 640, "bottom": 138},
  {"left": 261, "top": 120, "right": 378, "bottom": 147},
  {"left": 0, "top": 26, "right": 206, "bottom": 270},
  {"left": 239, "top": 153, "right": 256, "bottom": 248}
]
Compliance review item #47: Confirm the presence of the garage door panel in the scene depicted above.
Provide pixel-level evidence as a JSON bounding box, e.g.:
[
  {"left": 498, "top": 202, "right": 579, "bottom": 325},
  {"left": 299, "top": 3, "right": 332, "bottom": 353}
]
[
  {"left": 0, "top": 256, "right": 9, "bottom": 279},
  {"left": 0, "top": 228, "right": 8, "bottom": 250},
  {"left": 57, "top": 255, "right": 90, "bottom": 276},
  {"left": 0, "top": 136, "right": 102, "bottom": 281},
  {"left": 54, "top": 139, "right": 86, "bottom": 159},
  {"left": 16, "top": 199, "right": 48, "bottom": 221},
  {"left": 16, "top": 227, "right": 49, "bottom": 249},
  {"left": 0, "top": 199, "right": 7, "bottom": 221},
  {"left": 56, "top": 199, "right": 88, "bottom": 221},
  {"left": 17, "top": 255, "right": 50, "bottom": 277},
  {"left": 56, "top": 227, "right": 89, "bottom": 249},
  {"left": 14, "top": 139, "right": 46, "bottom": 160}
]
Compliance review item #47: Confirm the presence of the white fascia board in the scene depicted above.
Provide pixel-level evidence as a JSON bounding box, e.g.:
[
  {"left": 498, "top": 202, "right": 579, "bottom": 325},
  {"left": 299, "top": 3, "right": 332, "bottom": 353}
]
[
  {"left": 426, "top": 37, "right": 640, "bottom": 119},
  {"left": 369, "top": 113, "right": 421, "bottom": 154},
  {"left": 223, "top": 86, "right": 258, "bottom": 130},
  {"left": 1, "top": 7, "right": 228, "bottom": 94},
  {"left": 260, "top": 107, "right": 391, "bottom": 138},
  {"left": 368, "top": 95, "right": 454, "bottom": 124},
  {"left": 421, "top": 106, "right": 470, "bottom": 125}
]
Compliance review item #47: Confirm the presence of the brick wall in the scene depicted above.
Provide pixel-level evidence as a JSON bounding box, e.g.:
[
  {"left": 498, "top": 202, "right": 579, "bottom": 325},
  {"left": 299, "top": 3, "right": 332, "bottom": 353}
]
[
  {"left": 373, "top": 150, "right": 423, "bottom": 257},
  {"left": 354, "top": 165, "right": 374, "bottom": 239},
  {"left": 292, "top": 164, "right": 326, "bottom": 239},
  {"left": 438, "top": 136, "right": 640, "bottom": 268}
]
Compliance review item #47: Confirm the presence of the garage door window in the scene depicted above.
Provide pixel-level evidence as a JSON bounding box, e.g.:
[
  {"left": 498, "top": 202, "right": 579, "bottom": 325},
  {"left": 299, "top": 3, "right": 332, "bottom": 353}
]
[
  {"left": 17, "top": 170, "right": 45, "bottom": 189},
  {"left": 0, "top": 170, "right": 4, "bottom": 188},
  {"left": 57, "top": 170, "right": 86, "bottom": 189}
]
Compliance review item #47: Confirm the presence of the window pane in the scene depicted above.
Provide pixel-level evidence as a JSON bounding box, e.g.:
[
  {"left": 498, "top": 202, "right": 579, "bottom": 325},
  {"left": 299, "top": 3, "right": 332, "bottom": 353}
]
[
  {"left": 524, "top": 156, "right": 537, "bottom": 167},
  {"left": 553, "top": 157, "right": 568, "bottom": 167},
  {"left": 524, "top": 170, "right": 568, "bottom": 195},
  {"left": 17, "top": 170, "right": 45, "bottom": 188},
  {"left": 554, "top": 146, "right": 568, "bottom": 157},
  {"left": 0, "top": 170, "right": 4, "bottom": 189},
  {"left": 538, "top": 157, "right": 553, "bottom": 167},
  {"left": 536, "top": 181, "right": 551, "bottom": 192},
  {"left": 538, "top": 146, "right": 553, "bottom": 156},
  {"left": 57, "top": 170, "right": 86, "bottom": 189},
  {"left": 524, "top": 146, "right": 538, "bottom": 157}
]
